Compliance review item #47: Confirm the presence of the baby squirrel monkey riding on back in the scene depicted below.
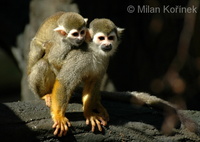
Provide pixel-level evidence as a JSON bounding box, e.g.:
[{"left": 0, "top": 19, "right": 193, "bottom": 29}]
[
  {"left": 27, "top": 12, "right": 88, "bottom": 106},
  {"left": 27, "top": 12, "right": 124, "bottom": 137}
]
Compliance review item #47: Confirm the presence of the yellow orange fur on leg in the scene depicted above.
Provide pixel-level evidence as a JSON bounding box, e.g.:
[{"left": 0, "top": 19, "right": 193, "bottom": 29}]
[{"left": 50, "top": 80, "right": 71, "bottom": 137}]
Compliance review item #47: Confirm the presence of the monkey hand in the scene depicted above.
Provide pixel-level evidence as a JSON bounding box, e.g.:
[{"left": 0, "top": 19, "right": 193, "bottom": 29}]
[
  {"left": 42, "top": 94, "right": 51, "bottom": 107},
  {"left": 52, "top": 115, "right": 71, "bottom": 137},
  {"left": 84, "top": 103, "right": 109, "bottom": 132}
]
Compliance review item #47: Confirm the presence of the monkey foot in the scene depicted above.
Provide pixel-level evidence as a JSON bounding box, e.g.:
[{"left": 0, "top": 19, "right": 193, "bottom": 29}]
[
  {"left": 52, "top": 116, "right": 71, "bottom": 137},
  {"left": 84, "top": 105, "right": 109, "bottom": 132},
  {"left": 85, "top": 115, "right": 109, "bottom": 132},
  {"left": 42, "top": 94, "right": 51, "bottom": 107}
]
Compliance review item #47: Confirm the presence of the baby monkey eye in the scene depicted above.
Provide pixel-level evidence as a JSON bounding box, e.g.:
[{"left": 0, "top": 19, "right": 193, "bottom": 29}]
[
  {"left": 80, "top": 30, "right": 85, "bottom": 35},
  {"left": 108, "top": 36, "right": 115, "bottom": 40},
  {"left": 72, "top": 32, "right": 79, "bottom": 37},
  {"left": 98, "top": 36, "right": 105, "bottom": 41}
]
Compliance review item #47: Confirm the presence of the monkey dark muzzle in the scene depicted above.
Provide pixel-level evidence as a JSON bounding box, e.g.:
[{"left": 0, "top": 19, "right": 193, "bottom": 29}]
[
  {"left": 101, "top": 44, "right": 112, "bottom": 52},
  {"left": 75, "top": 39, "right": 84, "bottom": 45}
]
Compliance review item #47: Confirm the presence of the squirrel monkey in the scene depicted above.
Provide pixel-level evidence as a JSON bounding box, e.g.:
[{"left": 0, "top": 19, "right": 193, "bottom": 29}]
[
  {"left": 27, "top": 12, "right": 88, "bottom": 106},
  {"left": 50, "top": 18, "right": 124, "bottom": 137}
]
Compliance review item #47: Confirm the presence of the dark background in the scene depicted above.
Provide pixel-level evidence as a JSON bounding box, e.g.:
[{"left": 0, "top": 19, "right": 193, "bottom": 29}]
[{"left": 0, "top": 0, "right": 200, "bottom": 110}]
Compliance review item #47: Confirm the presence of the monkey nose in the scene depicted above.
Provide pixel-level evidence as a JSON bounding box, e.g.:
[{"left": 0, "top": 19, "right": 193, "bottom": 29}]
[
  {"left": 75, "top": 38, "right": 83, "bottom": 45},
  {"left": 101, "top": 44, "right": 112, "bottom": 52}
]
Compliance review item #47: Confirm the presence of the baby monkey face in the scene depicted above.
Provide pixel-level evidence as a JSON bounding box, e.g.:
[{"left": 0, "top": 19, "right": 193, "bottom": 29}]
[
  {"left": 55, "top": 26, "right": 87, "bottom": 47},
  {"left": 67, "top": 28, "right": 86, "bottom": 46}
]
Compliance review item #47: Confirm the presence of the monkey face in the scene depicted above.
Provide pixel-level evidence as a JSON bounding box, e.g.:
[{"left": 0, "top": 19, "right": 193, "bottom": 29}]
[
  {"left": 89, "top": 18, "right": 124, "bottom": 57},
  {"left": 66, "top": 28, "right": 86, "bottom": 46},
  {"left": 92, "top": 31, "right": 118, "bottom": 56},
  {"left": 54, "top": 26, "right": 87, "bottom": 47}
]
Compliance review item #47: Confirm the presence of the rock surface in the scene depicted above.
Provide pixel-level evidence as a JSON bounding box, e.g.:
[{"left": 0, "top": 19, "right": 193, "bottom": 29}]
[{"left": 0, "top": 91, "right": 200, "bottom": 142}]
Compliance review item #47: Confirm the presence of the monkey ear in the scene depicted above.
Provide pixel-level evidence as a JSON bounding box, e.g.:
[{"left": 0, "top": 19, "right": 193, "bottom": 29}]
[
  {"left": 117, "top": 27, "right": 125, "bottom": 37},
  {"left": 54, "top": 25, "right": 67, "bottom": 36},
  {"left": 88, "top": 29, "right": 93, "bottom": 37},
  {"left": 85, "top": 29, "right": 92, "bottom": 42},
  {"left": 117, "top": 27, "right": 125, "bottom": 34},
  {"left": 84, "top": 18, "right": 88, "bottom": 24},
  {"left": 54, "top": 25, "right": 65, "bottom": 32}
]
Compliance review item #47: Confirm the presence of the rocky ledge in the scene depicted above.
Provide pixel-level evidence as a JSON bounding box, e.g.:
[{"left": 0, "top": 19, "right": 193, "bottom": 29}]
[{"left": 0, "top": 91, "right": 200, "bottom": 142}]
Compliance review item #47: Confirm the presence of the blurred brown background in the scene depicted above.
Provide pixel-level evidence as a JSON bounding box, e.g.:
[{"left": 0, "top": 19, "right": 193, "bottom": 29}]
[{"left": 0, "top": 0, "right": 200, "bottom": 110}]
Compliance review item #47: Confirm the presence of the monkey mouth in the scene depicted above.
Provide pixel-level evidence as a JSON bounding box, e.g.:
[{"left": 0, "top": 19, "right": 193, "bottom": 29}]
[
  {"left": 75, "top": 39, "right": 84, "bottom": 45},
  {"left": 101, "top": 45, "right": 112, "bottom": 52}
]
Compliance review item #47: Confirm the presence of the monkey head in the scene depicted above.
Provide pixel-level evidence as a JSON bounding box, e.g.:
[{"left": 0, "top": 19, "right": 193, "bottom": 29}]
[
  {"left": 89, "top": 18, "right": 124, "bottom": 56},
  {"left": 54, "top": 12, "right": 88, "bottom": 47}
]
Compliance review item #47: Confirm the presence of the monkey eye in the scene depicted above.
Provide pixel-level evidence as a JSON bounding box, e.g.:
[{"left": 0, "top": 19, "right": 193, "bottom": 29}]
[
  {"left": 108, "top": 36, "right": 115, "bottom": 40},
  {"left": 98, "top": 36, "right": 105, "bottom": 41},
  {"left": 80, "top": 30, "right": 85, "bottom": 35},
  {"left": 58, "top": 30, "right": 67, "bottom": 36},
  {"left": 72, "top": 32, "right": 79, "bottom": 37}
]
